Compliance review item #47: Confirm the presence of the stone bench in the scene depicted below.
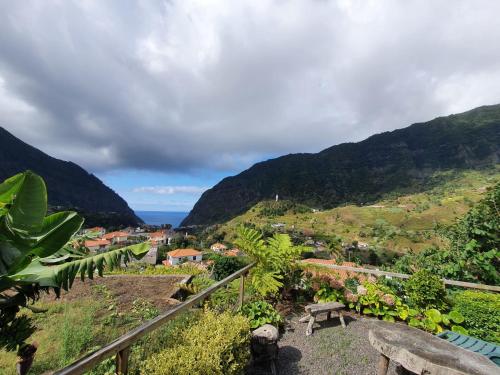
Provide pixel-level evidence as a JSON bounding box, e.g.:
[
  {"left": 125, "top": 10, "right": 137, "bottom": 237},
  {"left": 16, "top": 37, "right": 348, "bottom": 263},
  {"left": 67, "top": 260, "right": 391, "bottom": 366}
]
[{"left": 299, "top": 302, "right": 346, "bottom": 336}]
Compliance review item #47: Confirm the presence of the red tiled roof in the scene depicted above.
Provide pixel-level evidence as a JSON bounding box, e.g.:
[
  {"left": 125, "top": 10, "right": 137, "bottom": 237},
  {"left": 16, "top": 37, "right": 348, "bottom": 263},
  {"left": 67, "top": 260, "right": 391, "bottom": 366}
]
[
  {"left": 103, "top": 231, "right": 129, "bottom": 239},
  {"left": 148, "top": 231, "right": 166, "bottom": 238},
  {"left": 224, "top": 249, "right": 240, "bottom": 257},
  {"left": 85, "top": 239, "right": 110, "bottom": 247},
  {"left": 167, "top": 248, "right": 202, "bottom": 257}
]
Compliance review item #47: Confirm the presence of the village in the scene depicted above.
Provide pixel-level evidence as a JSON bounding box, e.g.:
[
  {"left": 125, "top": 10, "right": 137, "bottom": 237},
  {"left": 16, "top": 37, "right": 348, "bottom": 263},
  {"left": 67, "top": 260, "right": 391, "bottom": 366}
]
[{"left": 82, "top": 226, "right": 244, "bottom": 267}]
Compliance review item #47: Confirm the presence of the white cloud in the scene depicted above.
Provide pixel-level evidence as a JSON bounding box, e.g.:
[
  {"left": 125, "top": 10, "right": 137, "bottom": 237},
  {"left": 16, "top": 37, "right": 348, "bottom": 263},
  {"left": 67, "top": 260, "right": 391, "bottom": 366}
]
[
  {"left": 0, "top": 0, "right": 499, "bottom": 173},
  {"left": 133, "top": 185, "right": 208, "bottom": 195}
]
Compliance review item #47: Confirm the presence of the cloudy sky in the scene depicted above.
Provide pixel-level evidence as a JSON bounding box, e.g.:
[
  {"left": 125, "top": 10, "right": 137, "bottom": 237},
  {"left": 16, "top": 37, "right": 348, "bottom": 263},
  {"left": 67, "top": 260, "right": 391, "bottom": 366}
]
[{"left": 1, "top": 1, "right": 500, "bottom": 211}]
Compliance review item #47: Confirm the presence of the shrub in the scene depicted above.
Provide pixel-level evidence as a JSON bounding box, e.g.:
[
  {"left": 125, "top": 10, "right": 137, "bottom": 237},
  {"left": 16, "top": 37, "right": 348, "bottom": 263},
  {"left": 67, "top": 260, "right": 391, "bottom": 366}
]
[
  {"left": 211, "top": 255, "right": 246, "bottom": 281},
  {"left": 141, "top": 310, "right": 250, "bottom": 375},
  {"left": 451, "top": 290, "right": 500, "bottom": 343},
  {"left": 404, "top": 270, "right": 447, "bottom": 310},
  {"left": 238, "top": 301, "right": 283, "bottom": 329}
]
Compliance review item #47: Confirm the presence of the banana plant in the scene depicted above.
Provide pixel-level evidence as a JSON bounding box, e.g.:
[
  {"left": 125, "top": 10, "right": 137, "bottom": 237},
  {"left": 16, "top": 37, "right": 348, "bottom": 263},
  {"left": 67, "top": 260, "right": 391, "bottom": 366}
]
[{"left": 0, "top": 171, "right": 149, "bottom": 372}]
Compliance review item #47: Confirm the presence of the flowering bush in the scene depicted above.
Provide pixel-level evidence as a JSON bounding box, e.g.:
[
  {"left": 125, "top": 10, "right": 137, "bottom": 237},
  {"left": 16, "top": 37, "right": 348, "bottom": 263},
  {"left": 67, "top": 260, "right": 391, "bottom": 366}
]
[{"left": 310, "top": 275, "right": 466, "bottom": 334}]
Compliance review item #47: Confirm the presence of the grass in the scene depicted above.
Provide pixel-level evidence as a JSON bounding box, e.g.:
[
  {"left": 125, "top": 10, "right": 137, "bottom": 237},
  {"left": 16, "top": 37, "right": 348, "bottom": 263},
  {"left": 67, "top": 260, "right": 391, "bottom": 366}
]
[
  {"left": 0, "top": 280, "right": 203, "bottom": 375},
  {"left": 0, "top": 298, "right": 101, "bottom": 375},
  {"left": 216, "top": 168, "right": 499, "bottom": 255}
]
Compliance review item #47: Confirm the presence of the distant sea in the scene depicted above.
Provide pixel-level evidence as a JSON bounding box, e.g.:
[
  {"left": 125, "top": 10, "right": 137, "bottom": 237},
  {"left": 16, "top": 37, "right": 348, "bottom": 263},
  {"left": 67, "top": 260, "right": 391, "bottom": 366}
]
[{"left": 135, "top": 211, "right": 189, "bottom": 228}]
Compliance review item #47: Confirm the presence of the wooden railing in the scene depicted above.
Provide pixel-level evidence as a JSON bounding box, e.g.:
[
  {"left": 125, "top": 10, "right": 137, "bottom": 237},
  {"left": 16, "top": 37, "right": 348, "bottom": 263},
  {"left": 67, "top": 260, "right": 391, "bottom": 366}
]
[
  {"left": 301, "top": 262, "right": 500, "bottom": 292},
  {"left": 54, "top": 262, "right": 255, "bottom": 375}
]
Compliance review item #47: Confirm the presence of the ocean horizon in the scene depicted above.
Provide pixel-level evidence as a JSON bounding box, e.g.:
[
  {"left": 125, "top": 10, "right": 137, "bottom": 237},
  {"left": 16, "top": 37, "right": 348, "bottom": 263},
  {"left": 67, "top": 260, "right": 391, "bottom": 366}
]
[{"left": 135, "top": 210, "right": 189, "bottom": 228}]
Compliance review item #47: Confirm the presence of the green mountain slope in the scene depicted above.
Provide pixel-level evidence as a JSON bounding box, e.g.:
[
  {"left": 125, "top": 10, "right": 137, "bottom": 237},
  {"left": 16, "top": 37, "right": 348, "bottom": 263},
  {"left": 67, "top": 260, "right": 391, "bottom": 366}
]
[
  {"left": 0, "top": 126, "right": 141, "bottom": 227},
  {"left": 182, "top": 104, "right": 500, "bottom": 226},
  {"left": 215, "top": 168, "right": 499, "bottom": 258}
]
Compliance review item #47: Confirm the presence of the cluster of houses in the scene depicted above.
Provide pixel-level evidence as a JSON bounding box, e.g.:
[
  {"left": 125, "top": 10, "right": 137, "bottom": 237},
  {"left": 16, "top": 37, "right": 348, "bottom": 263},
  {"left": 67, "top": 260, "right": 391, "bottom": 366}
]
[
  {"left": 82, "top": 226, "right": 242, "bottom": 267},
  {"left": 83, "top": 227, "right": 172, "bottom": 265}
]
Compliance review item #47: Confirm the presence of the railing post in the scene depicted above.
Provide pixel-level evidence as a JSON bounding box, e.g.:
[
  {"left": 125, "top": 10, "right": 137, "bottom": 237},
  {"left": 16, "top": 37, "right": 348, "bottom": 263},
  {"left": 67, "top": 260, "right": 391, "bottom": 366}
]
[
  {"left": 115, "top": 346, "right": 130, "bottom": 375},
  {"left": 238, "top": 273, "right": 246, "bottom": 308}
]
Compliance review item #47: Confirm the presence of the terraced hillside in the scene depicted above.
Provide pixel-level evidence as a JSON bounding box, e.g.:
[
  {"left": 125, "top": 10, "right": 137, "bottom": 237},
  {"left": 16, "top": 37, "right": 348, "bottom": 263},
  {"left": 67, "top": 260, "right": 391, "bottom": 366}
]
[{"left": 214, "top": 168, "right": 499, "bottom": 258}]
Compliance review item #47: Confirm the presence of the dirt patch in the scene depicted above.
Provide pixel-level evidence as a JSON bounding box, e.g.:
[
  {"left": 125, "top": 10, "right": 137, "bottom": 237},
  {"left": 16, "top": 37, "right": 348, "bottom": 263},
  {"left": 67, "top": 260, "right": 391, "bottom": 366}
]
[{"left": 40, "top": 275, "right": 189, "bottom": 312}]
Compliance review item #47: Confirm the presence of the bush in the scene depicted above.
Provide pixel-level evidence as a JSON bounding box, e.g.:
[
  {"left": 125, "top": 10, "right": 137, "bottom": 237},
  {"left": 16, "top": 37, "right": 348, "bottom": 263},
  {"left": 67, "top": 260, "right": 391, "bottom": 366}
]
[
  {"left": 238, "top": 301, "right": 283, "bottom": 329},
  {"left": 211, "top": 255, "right": 246, "bottom": 281},
  {"left": 405, "top": 270, "right": 447, "bottom": 310},
  {"left": 141, "top": 310, "right": 250, "bottom": 375},
  {"left": 451, "top": 290, "right": 500, "bottom": 343}
]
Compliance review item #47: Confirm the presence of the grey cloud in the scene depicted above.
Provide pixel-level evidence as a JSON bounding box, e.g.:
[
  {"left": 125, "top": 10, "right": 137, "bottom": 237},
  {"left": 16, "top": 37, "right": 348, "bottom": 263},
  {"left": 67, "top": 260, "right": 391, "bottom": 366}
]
[{"left": 0, "top": 0, "right": 500, "bottom": 173}]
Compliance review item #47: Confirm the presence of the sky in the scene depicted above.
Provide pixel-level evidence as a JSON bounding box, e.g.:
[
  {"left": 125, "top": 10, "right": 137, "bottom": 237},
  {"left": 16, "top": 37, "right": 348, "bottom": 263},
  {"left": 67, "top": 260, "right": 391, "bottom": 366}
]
[{"left": 1, "top": 1, "right": 500, "bottom": 211}]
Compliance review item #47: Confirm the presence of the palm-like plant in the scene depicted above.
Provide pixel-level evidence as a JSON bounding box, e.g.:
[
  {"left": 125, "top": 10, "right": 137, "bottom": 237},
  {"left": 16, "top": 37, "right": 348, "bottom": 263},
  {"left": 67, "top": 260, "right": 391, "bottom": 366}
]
[
  {"left": 235, "top": 226, "right": 304, "bottom": 296},
  {"left": 0, "top": 171, "right": 149, "bottom": 372}
]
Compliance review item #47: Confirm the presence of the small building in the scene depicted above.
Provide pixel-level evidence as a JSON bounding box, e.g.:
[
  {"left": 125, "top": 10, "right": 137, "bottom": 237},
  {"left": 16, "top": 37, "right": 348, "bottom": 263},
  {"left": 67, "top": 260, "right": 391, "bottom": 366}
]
[
  {"left": 147, "top": 231, "right": 167, "bottom": 245},
  {"left": 210, "top": 243, "right": 227, "bottom": 253},
  {"left": 166, "top": 248, "right": 202, "bottom": 265},
  {"left": 142, "top": 241, "right": 158, "bottom": 265},
  {"left": 85, "top": 239, "right": 110, "bottom": 252},
  {"left": 103, "top": 231, "right": 129, "bottom": 245},
  {"left": 83, "top": 226, "right": 106, "bottom": 237}
]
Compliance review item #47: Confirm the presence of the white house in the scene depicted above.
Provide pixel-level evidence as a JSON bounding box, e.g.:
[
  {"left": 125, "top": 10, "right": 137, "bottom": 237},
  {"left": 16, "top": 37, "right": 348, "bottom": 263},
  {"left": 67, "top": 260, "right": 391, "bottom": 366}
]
[
  {"left": 166, "top": 248, "right": 202, "bottom": 265},
  {"left": 103, "top": 231, "right": 129, "bottom": 245},
  {"left": 147, "top": 231, "right": 167, "bottom": 245},
  {"left": 210, "top": 243, "right": 227, "bottom": 253},
  {"left": 84, "top": 239, "right": 110, "bottom": 252}
]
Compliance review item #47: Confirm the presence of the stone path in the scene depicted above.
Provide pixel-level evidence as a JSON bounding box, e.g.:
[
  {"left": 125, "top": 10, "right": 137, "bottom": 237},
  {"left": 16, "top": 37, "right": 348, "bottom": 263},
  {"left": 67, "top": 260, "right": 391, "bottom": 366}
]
[{"left": 248, "top": 312, "right": 400, "bottom": 375}]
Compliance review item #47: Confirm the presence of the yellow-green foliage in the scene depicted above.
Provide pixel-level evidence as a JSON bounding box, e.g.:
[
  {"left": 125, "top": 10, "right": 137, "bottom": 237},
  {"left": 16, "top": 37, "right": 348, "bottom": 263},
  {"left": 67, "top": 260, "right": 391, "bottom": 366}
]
[{"left": 141, "top": 310, "right": 250, "bottom": 375}]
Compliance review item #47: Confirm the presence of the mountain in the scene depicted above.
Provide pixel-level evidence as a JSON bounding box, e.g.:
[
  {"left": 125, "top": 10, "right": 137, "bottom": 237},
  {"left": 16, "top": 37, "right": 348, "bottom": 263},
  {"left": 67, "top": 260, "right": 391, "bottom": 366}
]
[
  {"left": 182, "top": 104, "right": 500, "bottom": 226},
  {"left": 0, "top": 127, "right": 141, "bottom": 227}
]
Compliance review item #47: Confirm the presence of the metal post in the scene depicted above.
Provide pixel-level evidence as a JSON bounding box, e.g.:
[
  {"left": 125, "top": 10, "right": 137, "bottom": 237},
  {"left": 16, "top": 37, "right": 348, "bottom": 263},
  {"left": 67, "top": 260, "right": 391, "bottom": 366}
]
[
  {"left": 115, "top": 346, "right": 130, "bottom": 375},
  {"left": 238, "top": 273, "right": 245, "bottom": 308}
]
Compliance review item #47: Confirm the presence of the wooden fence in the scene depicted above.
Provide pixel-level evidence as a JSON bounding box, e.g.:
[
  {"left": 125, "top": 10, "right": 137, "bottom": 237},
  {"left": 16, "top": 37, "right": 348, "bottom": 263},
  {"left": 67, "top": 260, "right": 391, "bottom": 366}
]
[
  {"left": 54, "top": 262, "right": 255, "bottom": 375},
  {"left": 301, "top": 262, "right": 500, "bottom": 292}
]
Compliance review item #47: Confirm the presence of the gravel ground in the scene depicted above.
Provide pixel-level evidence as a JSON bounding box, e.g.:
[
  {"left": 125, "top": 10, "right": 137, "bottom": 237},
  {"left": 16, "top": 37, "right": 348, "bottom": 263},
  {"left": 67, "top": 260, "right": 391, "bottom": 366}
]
[{"left": 248, "top": 312, "right": 400, "bottom": 375}]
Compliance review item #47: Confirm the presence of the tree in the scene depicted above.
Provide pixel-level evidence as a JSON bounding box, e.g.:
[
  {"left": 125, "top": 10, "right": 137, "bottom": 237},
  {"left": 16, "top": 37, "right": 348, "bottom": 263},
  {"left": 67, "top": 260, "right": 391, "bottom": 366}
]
[
  {"left": 235, "top": 226, "right": 304, "bottom": 297},
  {"left": 0, "top": 171, "right": 149, "bottom": 373}
]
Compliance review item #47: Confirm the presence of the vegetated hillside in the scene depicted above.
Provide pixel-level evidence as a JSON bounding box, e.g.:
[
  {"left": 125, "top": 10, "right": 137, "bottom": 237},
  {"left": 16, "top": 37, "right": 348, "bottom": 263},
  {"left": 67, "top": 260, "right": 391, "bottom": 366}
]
[
  {"left": 211, "top": 168, "right": 499, "bottom": 258},
  {"left": 182, "top": 104, "right": 500, "bottom": 226},
  {"left": 0, "top": 126, "right": 141, "bottom": 227}
]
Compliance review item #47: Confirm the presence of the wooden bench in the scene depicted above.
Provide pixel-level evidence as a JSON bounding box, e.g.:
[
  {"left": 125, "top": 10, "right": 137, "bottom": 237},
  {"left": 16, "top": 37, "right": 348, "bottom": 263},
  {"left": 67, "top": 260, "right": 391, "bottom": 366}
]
[{"left": 299, "top": 302, "right": 346, "bottom": 336}]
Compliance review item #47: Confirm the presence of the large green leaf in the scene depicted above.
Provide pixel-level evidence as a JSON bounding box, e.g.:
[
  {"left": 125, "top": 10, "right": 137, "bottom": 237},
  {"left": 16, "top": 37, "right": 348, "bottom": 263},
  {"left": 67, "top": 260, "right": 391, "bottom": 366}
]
[
  {"left": 425, "top": 309, "right": 442, "bottom": 323},
  {"left": 0, "top": 173, "right": 25, "bottom": 208},
  {"left": 31, "top": 211, "right": 84, "bottom": 257},
  {"left": 7, "top": 171, "right": 47, "bottom": 233},
  {"left": 8, "top": 242, "right": 150, "bottom": 289}
]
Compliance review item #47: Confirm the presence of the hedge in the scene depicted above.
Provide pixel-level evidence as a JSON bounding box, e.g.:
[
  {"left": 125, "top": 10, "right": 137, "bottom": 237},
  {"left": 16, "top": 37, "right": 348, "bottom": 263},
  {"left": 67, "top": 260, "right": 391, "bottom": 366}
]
[
  {"left": 141, "top": 310, "right": 250, "bottom": 374},
  {"left": 451, "top": 290, "right": 500, "bottom": 343}
]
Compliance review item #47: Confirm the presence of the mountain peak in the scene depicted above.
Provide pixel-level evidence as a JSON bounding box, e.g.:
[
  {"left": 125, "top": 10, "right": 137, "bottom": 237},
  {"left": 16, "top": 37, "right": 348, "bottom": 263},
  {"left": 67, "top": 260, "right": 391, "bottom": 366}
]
[
  {"left": 0, "top": 126, "right": 141, "bottom": 227},
  {"left": 182, "top": 105, "right": 500, "bottom": 226}
]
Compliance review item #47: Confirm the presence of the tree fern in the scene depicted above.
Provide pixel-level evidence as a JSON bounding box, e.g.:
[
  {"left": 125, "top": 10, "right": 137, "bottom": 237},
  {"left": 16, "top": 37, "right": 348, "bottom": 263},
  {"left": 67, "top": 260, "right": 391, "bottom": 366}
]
[{"left": 235, "top": 226, "right": 304, "bottom": 296}]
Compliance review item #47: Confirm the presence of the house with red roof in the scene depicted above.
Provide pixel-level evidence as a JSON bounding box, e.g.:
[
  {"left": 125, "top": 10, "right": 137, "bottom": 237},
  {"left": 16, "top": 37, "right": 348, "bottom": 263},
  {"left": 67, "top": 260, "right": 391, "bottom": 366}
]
[
  {"left": 102, "top": 231, "right": 129, "bottom": 244},
  {"left": 210, "top": 242, "right": 227, "bottom": 253},
  {"left": 166, "top": 248, "right": 202, "bottom": 265},
  {"left": 147, "top": 231, "right": 167, "bottom": 245},
  {"left": 85, "top": 239, "right": 111, "bottom": 252}
]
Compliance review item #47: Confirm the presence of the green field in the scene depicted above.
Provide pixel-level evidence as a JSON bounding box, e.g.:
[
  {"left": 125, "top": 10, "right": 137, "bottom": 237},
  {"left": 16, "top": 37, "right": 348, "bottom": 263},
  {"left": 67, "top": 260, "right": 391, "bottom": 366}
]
[{"left": 214, "top": 168, "right": 499, "bottom": 257}]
